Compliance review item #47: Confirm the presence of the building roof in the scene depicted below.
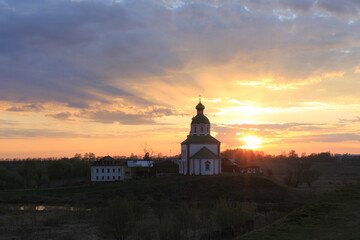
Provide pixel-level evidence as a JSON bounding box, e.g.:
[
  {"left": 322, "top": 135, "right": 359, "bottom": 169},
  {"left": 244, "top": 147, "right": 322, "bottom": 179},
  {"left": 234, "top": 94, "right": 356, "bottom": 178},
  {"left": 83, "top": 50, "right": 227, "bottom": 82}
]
[
  {"left": 191, "top": 114, "right": 210, "bottom": 124},
  {"left": 92, "top": 157, "right": 127, "bottom": 166},
  {"left": 191, "top": 147, "right": 219, "bottom": 159},
  {"left": 181, "top": 135, "right": 220, "bottom": 144}
]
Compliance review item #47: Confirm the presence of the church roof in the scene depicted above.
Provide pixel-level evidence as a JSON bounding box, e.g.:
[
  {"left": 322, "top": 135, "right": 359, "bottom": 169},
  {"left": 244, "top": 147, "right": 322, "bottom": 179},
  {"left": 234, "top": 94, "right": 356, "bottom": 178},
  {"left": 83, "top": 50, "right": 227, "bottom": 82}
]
[
  {"left": 191, "top": 147, "right": 219, "bottom": 159},
  {"left": 191, "top": 114, "right": 210, "bottom": 124},
  {"left": 181, "top": 135, "right": 220, "bottom": 144}
]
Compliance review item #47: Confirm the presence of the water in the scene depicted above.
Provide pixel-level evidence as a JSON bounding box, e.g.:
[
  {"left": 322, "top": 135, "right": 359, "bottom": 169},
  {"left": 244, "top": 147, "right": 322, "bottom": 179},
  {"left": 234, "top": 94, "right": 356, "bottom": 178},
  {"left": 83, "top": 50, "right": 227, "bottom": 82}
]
[{"left": 15, "top": 205, "right": 91, "bottom": 211}]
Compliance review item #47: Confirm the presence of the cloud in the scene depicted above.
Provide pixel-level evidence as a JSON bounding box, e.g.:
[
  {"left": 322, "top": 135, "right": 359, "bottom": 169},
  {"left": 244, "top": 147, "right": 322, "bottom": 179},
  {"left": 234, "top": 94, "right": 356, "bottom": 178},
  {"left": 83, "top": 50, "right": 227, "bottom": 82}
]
[
  {"left": 46, "top": 112, "right": 74, "bottom": 121},
  {"left": 80, "top": 110, "right": 157, "bottom": 125},
  {"left": 79, "top": 106, "right": 186, "bottom": 125},
  {"left": 0, "top": 119, "right": 15, "bottom": 126},
  {"left": 0, "top": 128, "right": 89, "bottom": 139},
  {"left": 339, "top": 116, "right": 360, "bottom": 123},
  {"left": 6, "top": 103, "right": 43, "bottom": 112},
  {"left": 290, "top": 133, "right": 360, "bottom": 143},
  {"left": 79, "top": 111, "right": 155, "bottom": 125}
]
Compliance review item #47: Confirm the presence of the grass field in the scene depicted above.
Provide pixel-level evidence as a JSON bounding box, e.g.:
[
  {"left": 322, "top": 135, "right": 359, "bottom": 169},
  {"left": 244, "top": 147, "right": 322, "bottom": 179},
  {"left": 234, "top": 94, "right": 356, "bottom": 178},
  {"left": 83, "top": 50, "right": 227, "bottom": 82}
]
[
  {"left": 238, "top": 183, "right": 360, "bottom": 240},
  {"left": 2, "top": 174, "right": 351, "bottom": 239},
  {"left": 0, "top": 175, "right": 297, "bottom": 206}
]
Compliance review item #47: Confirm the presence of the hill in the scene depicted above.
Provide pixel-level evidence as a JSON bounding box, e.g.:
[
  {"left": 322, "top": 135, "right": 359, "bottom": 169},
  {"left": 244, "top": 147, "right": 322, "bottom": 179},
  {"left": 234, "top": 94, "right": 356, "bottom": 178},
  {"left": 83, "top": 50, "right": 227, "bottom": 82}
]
[{"left": 238, "top": 183, "right": 360, "bottom": 240}]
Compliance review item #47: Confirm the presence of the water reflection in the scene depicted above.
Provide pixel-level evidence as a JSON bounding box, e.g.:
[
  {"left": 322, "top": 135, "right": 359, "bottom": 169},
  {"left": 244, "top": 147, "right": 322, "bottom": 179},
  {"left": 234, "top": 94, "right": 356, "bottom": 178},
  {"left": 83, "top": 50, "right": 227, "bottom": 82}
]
[{"left": 17, "top": 205, "right": 91, "bottom": 211}]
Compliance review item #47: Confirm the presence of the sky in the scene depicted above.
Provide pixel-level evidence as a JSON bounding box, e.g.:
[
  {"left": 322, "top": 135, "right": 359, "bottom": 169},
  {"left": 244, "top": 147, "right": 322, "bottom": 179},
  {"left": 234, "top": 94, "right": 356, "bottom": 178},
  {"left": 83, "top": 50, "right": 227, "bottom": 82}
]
[{"left": 0, "top": 0, "right": 360, "bottom": 158}]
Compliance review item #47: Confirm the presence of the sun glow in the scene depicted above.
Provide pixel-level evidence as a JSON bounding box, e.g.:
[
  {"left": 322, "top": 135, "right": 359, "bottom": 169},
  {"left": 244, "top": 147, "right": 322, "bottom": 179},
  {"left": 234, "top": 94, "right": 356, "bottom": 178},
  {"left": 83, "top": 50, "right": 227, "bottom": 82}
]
[{"left": 240, "top": 135, "right": 262, "bottom": 150}]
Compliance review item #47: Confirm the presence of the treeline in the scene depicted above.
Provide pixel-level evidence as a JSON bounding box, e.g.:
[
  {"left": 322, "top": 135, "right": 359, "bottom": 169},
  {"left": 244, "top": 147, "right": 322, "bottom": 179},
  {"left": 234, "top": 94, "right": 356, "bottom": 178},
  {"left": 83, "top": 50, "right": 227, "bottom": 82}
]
[
  {"left": 0, "top": 158, "right": 90, "bottom": 189},
  {"left": 221, "top": 149, "right": 335, "bottom": 166},
  {"left": 222, "top": 149, "right": 334, "bottom": 187},
  {"left": 97, "top": 198, "right": 256, "bottom": 240}
]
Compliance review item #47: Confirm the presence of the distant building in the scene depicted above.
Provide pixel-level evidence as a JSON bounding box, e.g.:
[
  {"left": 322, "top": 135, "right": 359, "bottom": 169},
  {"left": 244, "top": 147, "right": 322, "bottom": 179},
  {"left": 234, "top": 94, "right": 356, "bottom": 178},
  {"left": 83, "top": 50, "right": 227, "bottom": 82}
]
[
  {"left": 90, "top": 157, "right": 158, "bottom": 182},
  {"left": 180, "top": 100, "right": 221, "bottom": 175},
  {"left": 91, "top": 156, "right": 129, "bottom": 182}
]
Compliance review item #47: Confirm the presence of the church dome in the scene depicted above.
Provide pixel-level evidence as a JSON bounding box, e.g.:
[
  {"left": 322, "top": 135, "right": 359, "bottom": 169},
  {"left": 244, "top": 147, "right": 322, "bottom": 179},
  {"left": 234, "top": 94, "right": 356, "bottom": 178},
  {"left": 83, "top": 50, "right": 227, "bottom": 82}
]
[{"left": 191, "top": 113, "right": 210, "bottom": 124}]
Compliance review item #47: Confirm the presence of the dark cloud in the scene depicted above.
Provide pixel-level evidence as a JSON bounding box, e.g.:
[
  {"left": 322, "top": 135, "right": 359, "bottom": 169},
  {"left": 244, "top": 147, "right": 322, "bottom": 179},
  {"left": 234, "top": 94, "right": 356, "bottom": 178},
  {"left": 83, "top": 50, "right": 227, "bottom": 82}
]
[
  {"left": 6, "top": 103, "right": 43, "bottom": 112},
  {"left": 46, "top": 112, "right": 74, "bottom": 121},
  {"left": 1, "top": 0, "right": 360, "bottom": 110},
  {"left": 317, "top": 0, "right": 360, "bottom": 17},
  {"left": 80, "top": 110, "right": 157, "bottom": 125},
  {"left": 146, "top": 107, "right": 187, "bottom": 117},
  {"left": 79, "top": 106, "right": 185, "bottom": 125}
]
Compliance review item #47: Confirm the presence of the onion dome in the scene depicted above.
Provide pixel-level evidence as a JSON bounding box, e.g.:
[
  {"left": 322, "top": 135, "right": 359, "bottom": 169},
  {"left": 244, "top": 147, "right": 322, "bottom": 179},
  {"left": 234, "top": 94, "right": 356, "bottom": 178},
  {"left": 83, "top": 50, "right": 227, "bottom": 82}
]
[
  {"left": 196, "top": 102, "right": 205, "bottom": 111},
  {"left": 191, "top": 100, "right": 210, "bottom": 124},
  {"left": 191, "top": 114, "right": 210, "bottom": 124}
]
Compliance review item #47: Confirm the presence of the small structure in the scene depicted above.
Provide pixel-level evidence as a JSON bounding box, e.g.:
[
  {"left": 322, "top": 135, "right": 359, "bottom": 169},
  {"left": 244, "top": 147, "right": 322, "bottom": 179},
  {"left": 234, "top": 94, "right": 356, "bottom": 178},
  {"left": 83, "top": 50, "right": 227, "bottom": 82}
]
[
  {"left": 154, "top": 160, "right": 179, "bottom": 176},
  {"left": 127, "top": 160, "right": 154, "bottom": 178},
  {"left": 222, "top": 158, "right": 240, "bottom": 172},
  {"left": 240, "top": 166, "right": 261, "bottom": 175},
  {"left": 180, "top": 100, "right": 221, "bottom": 175},
  {"left": 91, "top": 156, "right": 129, "bottom": 182}
]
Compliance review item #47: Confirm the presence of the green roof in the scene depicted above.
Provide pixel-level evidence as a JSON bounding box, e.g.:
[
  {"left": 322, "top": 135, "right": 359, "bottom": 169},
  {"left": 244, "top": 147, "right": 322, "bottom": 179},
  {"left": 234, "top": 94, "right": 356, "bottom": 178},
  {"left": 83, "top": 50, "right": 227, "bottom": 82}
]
[
  {"left": 191, "top": 147, "right": 219, "bottom": 159},
  {"left": 181, "top": 135, "right": 220, "bottom": 144},
  {"left": 191, "top": 114, "right": 210, "bottom": 124}
]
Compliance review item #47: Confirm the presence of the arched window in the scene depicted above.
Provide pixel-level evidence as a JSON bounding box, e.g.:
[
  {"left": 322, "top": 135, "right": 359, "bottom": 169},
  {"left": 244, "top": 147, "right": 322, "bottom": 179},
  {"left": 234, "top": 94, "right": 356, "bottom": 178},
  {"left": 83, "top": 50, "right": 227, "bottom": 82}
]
[{"left": 205, "top": 161, "right": 210, "bottom": 171}]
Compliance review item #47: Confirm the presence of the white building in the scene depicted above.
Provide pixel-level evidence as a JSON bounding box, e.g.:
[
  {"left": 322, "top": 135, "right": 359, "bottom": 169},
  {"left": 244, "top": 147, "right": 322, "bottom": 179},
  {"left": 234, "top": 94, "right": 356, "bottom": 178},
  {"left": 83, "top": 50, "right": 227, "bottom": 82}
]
[
  {"left": 91, "top": 157, "right": 155, "bottom": 182},
  {"left": 91, "top": 156, "right": 129, "bottom": 182},
  {"left": 180, "top": 100, "right": 221, "bottom": 175}
]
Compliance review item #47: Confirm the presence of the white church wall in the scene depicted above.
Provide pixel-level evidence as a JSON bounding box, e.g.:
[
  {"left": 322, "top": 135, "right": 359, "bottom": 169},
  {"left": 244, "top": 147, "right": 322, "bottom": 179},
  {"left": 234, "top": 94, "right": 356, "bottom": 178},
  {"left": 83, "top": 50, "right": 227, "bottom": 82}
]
[{"left": 181, "top": 145, "right": 187, "bottom": 159}]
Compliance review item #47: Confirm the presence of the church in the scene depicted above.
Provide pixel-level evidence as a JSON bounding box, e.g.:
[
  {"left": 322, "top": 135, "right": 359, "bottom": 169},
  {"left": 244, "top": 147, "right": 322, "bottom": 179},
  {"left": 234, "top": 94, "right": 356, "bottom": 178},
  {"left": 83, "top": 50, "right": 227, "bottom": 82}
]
[{"left": 179, "top": 100, "right": 221, "bottom": 175}]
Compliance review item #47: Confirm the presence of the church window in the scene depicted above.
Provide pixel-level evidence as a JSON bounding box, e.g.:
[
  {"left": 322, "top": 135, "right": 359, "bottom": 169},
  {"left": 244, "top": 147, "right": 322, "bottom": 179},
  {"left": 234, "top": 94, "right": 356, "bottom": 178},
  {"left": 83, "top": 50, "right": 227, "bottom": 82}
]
[{"left": 205, "top": 161, "right": 210, "bottom": 171}]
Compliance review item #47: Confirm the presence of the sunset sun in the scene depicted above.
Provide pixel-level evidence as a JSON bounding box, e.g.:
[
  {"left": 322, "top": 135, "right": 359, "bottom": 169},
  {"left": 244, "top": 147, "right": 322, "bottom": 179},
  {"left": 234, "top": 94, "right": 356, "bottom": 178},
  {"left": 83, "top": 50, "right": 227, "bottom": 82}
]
[{"left": 240, "top": 136, "right": 262, "bottom": 150}]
